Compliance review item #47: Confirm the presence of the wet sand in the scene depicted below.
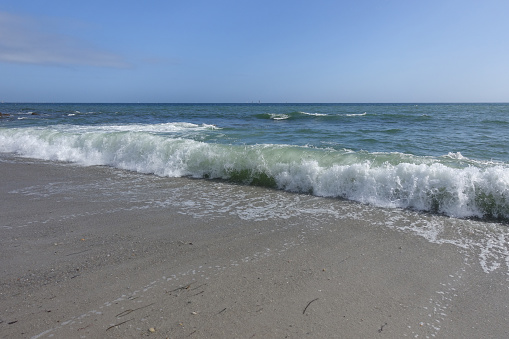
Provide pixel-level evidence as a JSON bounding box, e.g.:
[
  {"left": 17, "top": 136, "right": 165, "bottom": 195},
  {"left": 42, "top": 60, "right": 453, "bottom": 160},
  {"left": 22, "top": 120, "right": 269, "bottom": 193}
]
[{"left": 1, "top": 155, "right": 509, "bottom": 338}]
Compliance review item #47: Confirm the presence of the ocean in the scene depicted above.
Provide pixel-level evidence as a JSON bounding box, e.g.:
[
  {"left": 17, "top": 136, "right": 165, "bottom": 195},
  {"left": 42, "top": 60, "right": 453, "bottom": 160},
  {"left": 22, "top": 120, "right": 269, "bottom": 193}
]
[{"left": 1, "top": 103, "right": 508, "bottom": 222}]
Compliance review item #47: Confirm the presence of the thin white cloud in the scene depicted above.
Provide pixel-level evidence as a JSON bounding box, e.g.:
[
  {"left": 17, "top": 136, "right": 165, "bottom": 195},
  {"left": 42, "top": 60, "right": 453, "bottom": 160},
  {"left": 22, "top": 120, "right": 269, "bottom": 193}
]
[{"left": 0, "top": 11, "right": 131, "bottom": 68}]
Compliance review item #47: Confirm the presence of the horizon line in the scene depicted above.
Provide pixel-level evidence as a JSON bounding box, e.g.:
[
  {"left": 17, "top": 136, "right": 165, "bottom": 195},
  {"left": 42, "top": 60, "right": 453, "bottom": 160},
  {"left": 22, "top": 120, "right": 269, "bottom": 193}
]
[{"left": 2, "top": 101, "right": 509, "bottom": 105}]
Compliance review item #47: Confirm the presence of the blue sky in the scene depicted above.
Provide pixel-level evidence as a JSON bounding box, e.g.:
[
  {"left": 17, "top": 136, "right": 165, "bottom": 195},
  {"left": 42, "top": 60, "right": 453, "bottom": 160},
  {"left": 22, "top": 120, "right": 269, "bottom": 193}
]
[{"left": 1, "top": 0, "right": 508, "bottom": 103}]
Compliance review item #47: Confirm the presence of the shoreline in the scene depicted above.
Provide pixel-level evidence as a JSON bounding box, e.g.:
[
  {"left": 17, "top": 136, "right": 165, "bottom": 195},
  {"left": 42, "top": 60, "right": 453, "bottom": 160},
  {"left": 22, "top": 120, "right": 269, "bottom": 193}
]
[{"left": 1, "top": 155, "right": 509, "bottom": 338}]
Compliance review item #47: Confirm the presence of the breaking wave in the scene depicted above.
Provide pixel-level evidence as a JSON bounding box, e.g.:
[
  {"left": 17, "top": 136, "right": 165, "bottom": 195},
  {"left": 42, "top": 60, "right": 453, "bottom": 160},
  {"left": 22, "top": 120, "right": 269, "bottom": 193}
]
[{"left": 1, "top": 125, "right": 508, "bottom": 221}]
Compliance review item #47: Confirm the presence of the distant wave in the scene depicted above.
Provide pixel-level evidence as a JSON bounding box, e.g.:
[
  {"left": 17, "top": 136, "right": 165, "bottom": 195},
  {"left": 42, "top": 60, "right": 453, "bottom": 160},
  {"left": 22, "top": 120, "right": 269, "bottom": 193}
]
[
  {"left": 49, "top": 122, "right": 220, "bottom": 134},
  {"left": 256, "top": 111, "right": 368, "bottom": 121},
  {"left": 482, "top": 119, "right": 509, "bottom": 125},
  {"left": 256, "top": 112, "right": 305, "bottom": 120},
  {"left": 300, "top": 111, "right": 329, "bottom": 117},
  {"left": 1, "top": 126, "right": 508, "bottom": 221},
  {"left": 269, "top": 113, "right": 290, "bottom": 120}
]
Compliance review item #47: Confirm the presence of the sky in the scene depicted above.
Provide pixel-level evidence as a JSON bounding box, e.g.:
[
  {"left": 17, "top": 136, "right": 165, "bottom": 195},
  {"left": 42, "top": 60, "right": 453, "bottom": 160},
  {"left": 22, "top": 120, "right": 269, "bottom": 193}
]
[{"left": 1, "top": 0, "right": 508, "bottom": 103}]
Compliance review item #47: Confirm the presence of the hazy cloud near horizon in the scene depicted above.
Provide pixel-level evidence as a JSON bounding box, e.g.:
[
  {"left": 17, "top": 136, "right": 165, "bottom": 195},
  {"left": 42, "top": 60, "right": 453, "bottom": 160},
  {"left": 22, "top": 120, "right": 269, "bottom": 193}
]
[{"left": 0, "top": 11, "right": 131, "bottom": 68}]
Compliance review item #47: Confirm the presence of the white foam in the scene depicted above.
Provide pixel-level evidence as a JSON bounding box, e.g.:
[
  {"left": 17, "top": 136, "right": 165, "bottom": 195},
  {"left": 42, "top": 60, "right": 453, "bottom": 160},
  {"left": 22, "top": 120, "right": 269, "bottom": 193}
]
[
  {"left": 300, "top": 111, "right": 328, "bottom": 116},
  {"left": 50, "top": 122, "right": 219, "bottom": 134},
  {"left": 269, "top": 113, "right": 290, "bottom": 120}
]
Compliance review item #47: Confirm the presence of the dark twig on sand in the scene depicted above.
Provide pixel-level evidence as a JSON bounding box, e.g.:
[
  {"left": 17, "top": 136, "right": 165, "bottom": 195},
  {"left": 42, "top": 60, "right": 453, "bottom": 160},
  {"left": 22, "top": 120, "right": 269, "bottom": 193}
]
[
  {"left": 115, "top": 302, "right": 155, "bottom": 317},
  {"left": 105, "top": 318, "right": 133, "bottom": 331},
  {"left": 189, "top": 283, "right": 207, "bottom": 291},
  {"left": 167, "top": 282, "right": 196, "bottom": 295},
  {"left": 77, "top": 323, "right": 92, "bottom": 331},
  {"left": 65, "top": 249, "right": 91, "bottom": 256},
  {"left": 302, "top": 298, "right": 319, "bottom": 315}
]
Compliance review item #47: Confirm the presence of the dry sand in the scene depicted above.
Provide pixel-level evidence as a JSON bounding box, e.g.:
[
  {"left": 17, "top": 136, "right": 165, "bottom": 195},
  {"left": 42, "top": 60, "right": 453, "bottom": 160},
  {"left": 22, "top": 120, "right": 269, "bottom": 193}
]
[{"left": 1, "top": 155, "right": 508, "bottom": 338}]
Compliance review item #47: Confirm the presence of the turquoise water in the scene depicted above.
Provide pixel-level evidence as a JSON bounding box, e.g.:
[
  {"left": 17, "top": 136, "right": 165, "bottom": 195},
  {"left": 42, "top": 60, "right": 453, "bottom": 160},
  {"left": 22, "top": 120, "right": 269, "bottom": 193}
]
[{"left": 1, "top": 103, "right": 508, "bottom": 220}]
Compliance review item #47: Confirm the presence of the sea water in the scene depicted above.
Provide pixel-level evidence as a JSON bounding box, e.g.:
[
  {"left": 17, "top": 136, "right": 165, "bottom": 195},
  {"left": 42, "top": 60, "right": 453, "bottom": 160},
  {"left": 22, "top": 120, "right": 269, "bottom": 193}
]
[{"left": 1, "top": 103, "right": 508, "bottom": 221}]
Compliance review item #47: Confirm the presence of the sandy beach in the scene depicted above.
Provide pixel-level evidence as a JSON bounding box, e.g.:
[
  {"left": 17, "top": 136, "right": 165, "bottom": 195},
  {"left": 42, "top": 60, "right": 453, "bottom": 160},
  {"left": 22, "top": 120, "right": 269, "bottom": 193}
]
[{"left": 1, "top": 155, "right": 509, "bottom": 338}]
